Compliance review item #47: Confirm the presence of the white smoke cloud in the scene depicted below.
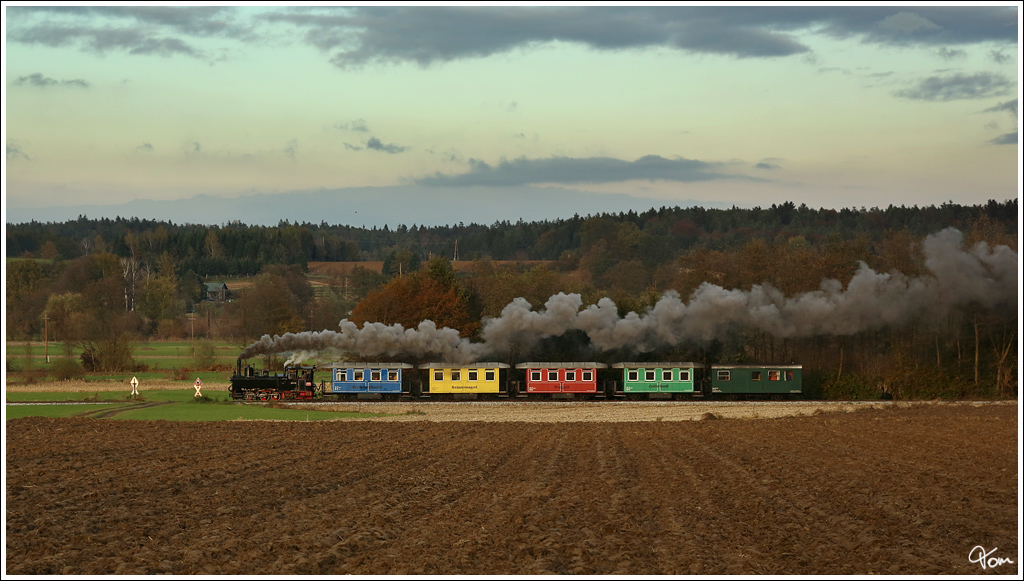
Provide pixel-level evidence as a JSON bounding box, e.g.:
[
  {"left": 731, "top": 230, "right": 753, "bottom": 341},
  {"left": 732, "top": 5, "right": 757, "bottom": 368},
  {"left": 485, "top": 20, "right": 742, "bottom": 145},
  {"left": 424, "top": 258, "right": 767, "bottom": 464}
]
[{"left": 240, "top": 228, "right": 1017, "bottom": 363}]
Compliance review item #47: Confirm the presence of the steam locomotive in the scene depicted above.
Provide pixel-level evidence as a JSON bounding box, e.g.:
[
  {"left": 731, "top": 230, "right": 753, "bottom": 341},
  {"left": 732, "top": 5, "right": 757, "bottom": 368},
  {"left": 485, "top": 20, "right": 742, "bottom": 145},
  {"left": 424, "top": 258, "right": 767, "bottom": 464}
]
[
  {"left": 229, "top": 360, "right": 318, "bottom": 401},
  {"left": 229, "top": 358, "right": 803, "bottom": 401}
]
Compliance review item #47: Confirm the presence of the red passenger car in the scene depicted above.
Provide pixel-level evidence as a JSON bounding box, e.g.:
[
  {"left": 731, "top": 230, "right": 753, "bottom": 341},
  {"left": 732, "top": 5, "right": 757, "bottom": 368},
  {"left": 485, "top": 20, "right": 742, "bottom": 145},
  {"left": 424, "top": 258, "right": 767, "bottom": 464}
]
[{"left": 514, "top": 362, "right": 608, "bottom": 395}]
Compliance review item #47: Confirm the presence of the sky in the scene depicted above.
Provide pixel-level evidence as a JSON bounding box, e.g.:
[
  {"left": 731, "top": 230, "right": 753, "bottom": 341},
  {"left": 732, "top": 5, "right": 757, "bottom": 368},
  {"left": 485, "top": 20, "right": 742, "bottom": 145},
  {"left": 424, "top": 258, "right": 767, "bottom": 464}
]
[{"left": 3, "top": 4, "right": 1021, "bottom": 227}]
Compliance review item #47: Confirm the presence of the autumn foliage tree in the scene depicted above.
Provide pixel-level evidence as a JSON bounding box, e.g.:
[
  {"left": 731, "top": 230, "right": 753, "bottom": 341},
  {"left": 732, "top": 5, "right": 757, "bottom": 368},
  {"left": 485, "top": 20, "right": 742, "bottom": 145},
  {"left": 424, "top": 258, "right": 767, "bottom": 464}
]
[
  {"left": 227, "top": 265, "right": 313, "bottom": 339},
  {"left": 350, "top": 256, "right": 478, "bottom": 337}
]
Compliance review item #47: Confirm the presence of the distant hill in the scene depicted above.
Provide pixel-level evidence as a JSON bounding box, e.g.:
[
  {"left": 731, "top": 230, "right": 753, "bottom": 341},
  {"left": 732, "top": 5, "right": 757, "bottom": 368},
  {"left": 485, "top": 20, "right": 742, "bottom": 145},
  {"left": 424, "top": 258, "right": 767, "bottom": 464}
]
[{"left": 6, "top": 185, "right": 718, "bottom": 228}]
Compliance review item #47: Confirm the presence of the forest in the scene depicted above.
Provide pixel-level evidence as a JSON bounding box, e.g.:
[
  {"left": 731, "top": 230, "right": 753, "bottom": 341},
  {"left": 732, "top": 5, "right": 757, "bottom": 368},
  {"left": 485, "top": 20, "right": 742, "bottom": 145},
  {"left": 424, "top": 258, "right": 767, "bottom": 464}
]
[{"left": 5, "top": 199, "right": 1018, "bottom": 400}]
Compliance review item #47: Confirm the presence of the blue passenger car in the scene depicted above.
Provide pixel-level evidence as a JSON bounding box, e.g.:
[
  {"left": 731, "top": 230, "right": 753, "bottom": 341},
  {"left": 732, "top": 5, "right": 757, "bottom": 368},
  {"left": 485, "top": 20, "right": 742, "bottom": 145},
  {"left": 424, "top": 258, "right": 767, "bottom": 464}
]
[{"left": 326, "top": 362, "right": 413, "bottom": 396}]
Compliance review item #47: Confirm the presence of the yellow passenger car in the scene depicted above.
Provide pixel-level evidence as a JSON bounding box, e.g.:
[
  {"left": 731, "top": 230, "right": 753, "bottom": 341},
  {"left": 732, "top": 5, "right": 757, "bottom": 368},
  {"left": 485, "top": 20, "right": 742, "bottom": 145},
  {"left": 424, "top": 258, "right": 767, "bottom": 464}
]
[{"left": 418, "top": 362, "right": 510, "bottom": 394}]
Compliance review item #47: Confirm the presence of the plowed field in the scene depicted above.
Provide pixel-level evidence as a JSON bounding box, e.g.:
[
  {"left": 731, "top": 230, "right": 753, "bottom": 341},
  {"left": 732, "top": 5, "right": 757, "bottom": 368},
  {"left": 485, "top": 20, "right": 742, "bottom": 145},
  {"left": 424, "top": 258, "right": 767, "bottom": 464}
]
[{"left": 5, "top": 403, "right": 1018, "bottom": 575}]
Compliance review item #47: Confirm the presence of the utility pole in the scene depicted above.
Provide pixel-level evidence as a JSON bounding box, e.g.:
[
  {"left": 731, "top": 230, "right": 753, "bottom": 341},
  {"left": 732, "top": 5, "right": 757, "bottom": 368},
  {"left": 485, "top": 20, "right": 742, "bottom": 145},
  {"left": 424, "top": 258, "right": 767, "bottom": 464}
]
[
  {"left": 42, "top": 311, "right": 49, "bottom": 363},
  {"left": 189, "top": 307, "right": 196, "bottom": 357}
]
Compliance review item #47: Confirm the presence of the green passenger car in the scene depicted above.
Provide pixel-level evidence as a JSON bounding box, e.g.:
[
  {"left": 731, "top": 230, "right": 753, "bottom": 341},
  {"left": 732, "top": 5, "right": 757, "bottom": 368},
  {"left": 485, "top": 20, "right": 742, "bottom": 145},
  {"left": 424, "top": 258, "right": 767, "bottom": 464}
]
[
  {"left": 710, "top": 364, "right": 802, "bottom": 395},
  {"left": 612, "top": 362, "right": 703, "bottom": 394}
]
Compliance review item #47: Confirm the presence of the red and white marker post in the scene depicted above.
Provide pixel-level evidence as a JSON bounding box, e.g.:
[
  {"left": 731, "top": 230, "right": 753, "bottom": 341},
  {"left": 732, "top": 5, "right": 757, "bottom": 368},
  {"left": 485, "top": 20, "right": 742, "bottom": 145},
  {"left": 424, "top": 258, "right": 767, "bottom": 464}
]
[{"left": 194, "top": 378, "right": 203, "bottom": 398}]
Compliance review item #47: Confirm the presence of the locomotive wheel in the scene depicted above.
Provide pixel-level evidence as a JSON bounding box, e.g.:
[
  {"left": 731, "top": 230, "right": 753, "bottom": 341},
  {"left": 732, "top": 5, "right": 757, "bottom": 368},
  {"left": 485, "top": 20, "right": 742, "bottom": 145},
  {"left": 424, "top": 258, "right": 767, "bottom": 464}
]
[{"left": 260, "top": 393, "right": 270, "bottom": 401}]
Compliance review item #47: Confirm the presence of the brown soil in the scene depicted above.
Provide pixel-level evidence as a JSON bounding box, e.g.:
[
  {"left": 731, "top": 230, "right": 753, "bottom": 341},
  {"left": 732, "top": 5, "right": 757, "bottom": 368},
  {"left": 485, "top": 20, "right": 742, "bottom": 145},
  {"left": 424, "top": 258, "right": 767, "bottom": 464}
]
[{"left": 5, "top": 404, "right": 1018, "bottom": 575}]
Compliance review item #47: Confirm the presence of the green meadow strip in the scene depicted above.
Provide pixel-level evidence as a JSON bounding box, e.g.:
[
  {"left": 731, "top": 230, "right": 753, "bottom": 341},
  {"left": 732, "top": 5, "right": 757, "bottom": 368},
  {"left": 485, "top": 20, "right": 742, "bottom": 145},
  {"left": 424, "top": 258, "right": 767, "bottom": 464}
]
[
  {"left": 112, "top": 402, "right": 384, "bottom": 421},
  {"left": 6, "top": 399, "right": 389, "bottom": 421}
]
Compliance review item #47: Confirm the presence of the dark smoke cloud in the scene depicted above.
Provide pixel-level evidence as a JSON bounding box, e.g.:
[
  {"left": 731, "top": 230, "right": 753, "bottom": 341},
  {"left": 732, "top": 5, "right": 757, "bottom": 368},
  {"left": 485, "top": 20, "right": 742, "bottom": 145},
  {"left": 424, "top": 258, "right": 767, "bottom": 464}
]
[
  {"left": 240, "top": 228, "right": 1017, "bottom": 363},
  {"left": 241, "top": 319, "right": 480, "bottom": 362}
]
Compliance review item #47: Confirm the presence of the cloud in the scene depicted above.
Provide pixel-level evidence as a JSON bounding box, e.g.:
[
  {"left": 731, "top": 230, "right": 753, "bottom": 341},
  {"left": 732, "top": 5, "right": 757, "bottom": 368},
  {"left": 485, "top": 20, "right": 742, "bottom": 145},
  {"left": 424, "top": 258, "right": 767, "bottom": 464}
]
[
  {"left": 9, "top": 7, "right": 1015, "bottom": 69},
  {"left": 263, "top": 6, "right": 1016, "bottom": 68},
  {"left": 425, "top": 147, "right": 464, "bottom": 163},
  {"left": 983, "top": 99, "right": 1018, "bottom": 118},
  {"left": 135, "top": 142, "right": 154, "bottom": 153},
  {"left": 818, "top": 7, "right": 1016, "bottom": 45},
  {"left": 5, "top": 6, "right": 247, "bottom": 61},
  {"left": 25, "top": 6, "right": 241, "bottom": 36},
  {"left": 892, "top": 72, "right": 1013, "bottom": 101},
  {"left": 935, "top": 47, "right": 966, "bottom": 60},
  {"left": 284, "top": 139, "right": 298, "bottom": 159},
  {"left": 10, "top": 23, "right": 208, "bottom": 59},
  {"left": 877, "top": 12, "right": 941, "bottom": 35},
  {"left": 344, "top": 137, "right": 408, "bottom": 153},
  {"left": 755, "top": 162, "right": 781, "bottom": 170},
  {"left": 7, "top": 143, "right": 31, "bottom": 161},
  {"left": 332, "top": 119, "right": 370, "bottom": 132},
  {"left": 988, "top": 132, "right": 1017, "bottom": 146},
  {"left": 988, "top": 48, "right": 1011, "bottom": 64},
  {"left": 15, "top": 72, "right": 91, "bottom": 88},
  {"left": 416, "top": 154, "right": 753, "bottom": 187},
  {"left": 268, "top": 7, "right": 811, "bottom": 68},
  {"left": 189, "top": 141, "right": 202, "bottom": 153},
  {"left": 365, "top": 136, "right": 408, "bottom": 154},
  {"left": 817, "top": 66, "right": 851, "bottom": 75}
]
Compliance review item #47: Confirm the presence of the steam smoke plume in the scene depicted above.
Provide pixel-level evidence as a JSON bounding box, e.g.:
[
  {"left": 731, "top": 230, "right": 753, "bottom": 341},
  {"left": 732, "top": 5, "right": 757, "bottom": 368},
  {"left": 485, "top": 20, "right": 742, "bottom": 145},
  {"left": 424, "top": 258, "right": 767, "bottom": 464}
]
[{"left": 240, "top": 228, "right": 1016, "bottom": 363}]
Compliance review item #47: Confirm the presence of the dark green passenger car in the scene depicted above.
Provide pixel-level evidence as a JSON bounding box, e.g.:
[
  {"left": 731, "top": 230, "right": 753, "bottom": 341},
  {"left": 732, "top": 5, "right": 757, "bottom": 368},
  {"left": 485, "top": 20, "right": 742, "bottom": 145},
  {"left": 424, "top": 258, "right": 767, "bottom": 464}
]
[{"left": 710, "top": 364, "right": 802, "bottom": 396}]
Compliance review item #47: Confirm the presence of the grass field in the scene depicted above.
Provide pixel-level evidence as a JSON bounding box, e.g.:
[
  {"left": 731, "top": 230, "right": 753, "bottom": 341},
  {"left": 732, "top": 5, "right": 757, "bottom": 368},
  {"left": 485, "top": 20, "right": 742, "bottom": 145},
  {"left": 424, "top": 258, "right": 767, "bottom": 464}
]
[
  {"left": 7, "top": 341, "right": 242, "bottom": 362},
  {"left": 4, "top": 340, "right": 273, "bottom": 387},
  {"left": 5, "top": 371, "right": 236, "bottom": 391}
]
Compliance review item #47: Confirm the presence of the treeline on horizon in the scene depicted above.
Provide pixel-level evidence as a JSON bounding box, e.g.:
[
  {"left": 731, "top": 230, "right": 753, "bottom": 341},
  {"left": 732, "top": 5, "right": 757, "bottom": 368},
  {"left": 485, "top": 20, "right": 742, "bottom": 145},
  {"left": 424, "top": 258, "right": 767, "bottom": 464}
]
[
  {"left": 5, "top": 199, "right": 1017, "bottom": 401},
  {"left": 6, "top": 200, "right": 1018, "bottom": 275}
]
